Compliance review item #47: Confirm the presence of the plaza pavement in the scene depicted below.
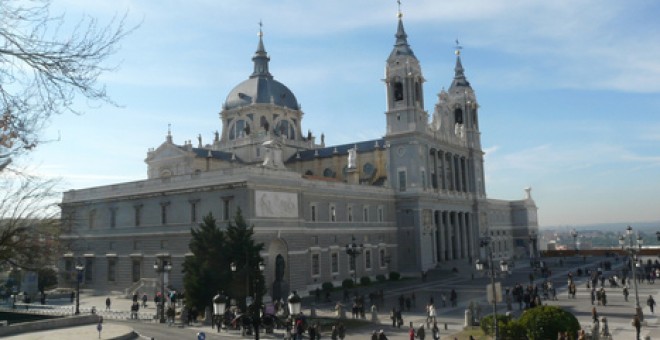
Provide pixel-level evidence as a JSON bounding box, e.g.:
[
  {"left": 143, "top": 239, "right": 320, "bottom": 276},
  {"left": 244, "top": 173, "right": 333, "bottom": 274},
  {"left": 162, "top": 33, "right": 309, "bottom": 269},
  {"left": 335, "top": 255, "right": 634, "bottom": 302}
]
[{"left": 7, "top": 256, "right": 660, "bottom": 339}]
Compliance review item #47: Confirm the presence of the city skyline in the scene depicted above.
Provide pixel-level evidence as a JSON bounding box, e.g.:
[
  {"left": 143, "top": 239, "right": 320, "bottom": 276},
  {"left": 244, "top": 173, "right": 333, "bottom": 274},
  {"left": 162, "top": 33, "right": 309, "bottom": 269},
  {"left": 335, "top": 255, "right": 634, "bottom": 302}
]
[{"left": 19, "top": 0, "right": 660, "bottom": 227}]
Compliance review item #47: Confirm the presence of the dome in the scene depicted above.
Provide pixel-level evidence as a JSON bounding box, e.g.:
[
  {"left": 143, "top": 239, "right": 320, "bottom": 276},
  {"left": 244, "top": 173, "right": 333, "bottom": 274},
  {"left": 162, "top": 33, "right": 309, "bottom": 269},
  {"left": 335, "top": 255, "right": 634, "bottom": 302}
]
[
  {"left": 224, "top": 76, "right": 299, "bottom": 110},
  {"left": 223, "top": 28, "right": 299, "bottom": 111}
]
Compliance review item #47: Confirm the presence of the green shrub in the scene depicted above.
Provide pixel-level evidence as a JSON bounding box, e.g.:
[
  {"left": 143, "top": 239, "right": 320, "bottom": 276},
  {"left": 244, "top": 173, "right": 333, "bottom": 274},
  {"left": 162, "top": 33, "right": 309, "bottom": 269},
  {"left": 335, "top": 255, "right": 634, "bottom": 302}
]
[
  {"left": 389, "top": 271, "right": 401, "bottom": 281},
  {"left": 518, "top": 305, "right": 580, "bottom": 340},
  {"left": 480, "top": 314, "right": 512, "bottom": 336},
  {"left": 376, "top": 274, "right": 386, "bottom": 282},
  {"left": 341, "top": 279, "right": 355, "bottom": 289},
  {"left": 359, "top": 276, "right": 371, "bottom": 286},
  {"left": 321, "top": 282, "right": 334, "bottom": 292}
]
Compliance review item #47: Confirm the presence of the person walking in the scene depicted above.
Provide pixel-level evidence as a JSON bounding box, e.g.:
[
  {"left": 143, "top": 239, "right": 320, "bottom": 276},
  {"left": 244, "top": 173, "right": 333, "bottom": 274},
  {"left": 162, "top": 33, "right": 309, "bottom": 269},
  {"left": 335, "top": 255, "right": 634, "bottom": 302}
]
[
  {"left": 416, "top": 324, "right": 426, "bottom": 340},
  {"left": 623, "top": 287, "right": 629, "bottom": 302},
  {"left": 105, "top": 297, "right": 111, "bottom": 310},
  {"left": 648, "top": 295, "right": 656, "bottom": 313},
  {"left": 632, "top": 314, "right": 641, "bottom": 340},
  {"left": 378, "top": 329, "right": 389, "bottom": 340}
]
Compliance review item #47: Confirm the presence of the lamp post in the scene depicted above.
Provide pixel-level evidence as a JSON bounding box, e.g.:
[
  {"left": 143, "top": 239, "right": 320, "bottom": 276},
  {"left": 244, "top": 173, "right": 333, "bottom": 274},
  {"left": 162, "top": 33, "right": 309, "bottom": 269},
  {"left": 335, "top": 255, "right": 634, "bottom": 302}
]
[
  {"left": 476, "top": 236, "right": 505, "bottom": 340},
  {"left": 212, "top": 291, "right": 228, "bottom": 332},
  {"left": 571, "top": 229, "right": 579, "bottom": 253},
  {"left": 619, "top": 225, "right": 643, "bottom": 322},
  {"left": 231, "top": 260, "right": 265, "bottom": 340},
  {"left": 74, "top": 263, "right": 84, "bottom": 315},
  {"left": 345, "top": 236, "right": 363, "bottom": 285},
  {"left": 288, "top": 290, "right": 302, "bottom": 317},
  {"left": 153, "top": 258, "right": 172, "bottom": 323}
]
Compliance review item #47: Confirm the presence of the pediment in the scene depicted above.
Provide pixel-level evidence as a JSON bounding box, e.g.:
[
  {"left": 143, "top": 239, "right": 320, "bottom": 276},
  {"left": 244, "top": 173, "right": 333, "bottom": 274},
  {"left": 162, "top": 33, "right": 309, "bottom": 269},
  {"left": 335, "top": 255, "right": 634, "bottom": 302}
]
[{"left": 147, "top": 142, "right": 191, "bottom": 163}]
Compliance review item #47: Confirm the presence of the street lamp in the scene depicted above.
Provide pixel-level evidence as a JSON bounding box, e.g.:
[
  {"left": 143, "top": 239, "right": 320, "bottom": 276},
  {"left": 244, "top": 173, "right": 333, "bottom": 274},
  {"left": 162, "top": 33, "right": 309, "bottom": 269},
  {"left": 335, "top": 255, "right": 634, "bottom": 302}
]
[
  {"left": 571, "top": 229, "right": 579, "bottom": 253},
  {"left": 345, "top": 236, "right": 363, "bottom": 285},
  {"left": 231, "top": 260, "right": 265, "bottom": 340},
  {"left": 288, "top": 290, "right": 302, "bottom": 316},
  {"left": 212, "top": 291, "right": 228, "bottom": 332},
  {"left": 74, "top": 263, "right": 84, "bottom": 315},
  {"left": 619, "top": 225, "right": 643, "bottom": 322},
  {"left": 153, "top": 258, "right": 172, "bottom": 323},
  {"left": 476, "top": 236, "right": 503, "bottom": 340}
]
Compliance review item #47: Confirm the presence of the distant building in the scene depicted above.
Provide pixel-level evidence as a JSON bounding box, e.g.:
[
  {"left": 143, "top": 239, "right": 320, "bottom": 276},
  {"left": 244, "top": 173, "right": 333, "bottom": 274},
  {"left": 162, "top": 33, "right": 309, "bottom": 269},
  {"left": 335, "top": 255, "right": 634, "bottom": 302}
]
[{"left": 58, "top": 11, "right": 537, "bottom": 296}]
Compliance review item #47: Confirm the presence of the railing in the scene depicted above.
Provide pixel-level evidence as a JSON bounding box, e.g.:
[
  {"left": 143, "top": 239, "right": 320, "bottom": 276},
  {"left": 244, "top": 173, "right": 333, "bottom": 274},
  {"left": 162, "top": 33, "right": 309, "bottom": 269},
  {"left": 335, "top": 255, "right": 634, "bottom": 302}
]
[{"left": 0, "top": 303, "right": 156, "bottom": 320}]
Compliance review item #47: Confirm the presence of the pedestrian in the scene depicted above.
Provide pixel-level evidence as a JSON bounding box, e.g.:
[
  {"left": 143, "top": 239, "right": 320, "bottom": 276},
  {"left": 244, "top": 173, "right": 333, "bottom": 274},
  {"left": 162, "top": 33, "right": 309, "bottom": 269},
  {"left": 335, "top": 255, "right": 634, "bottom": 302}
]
[
  {"left": 417, "top": 324, "right": 425, "bottom": 340},
  {"left": 378, "top": 329, "right": 389, "bottom": 340},
  {"left": 623, "top": 287, "right": 629, "bottom": 302},
  {"left": 450, "top": 289, "right": 457, "bottom": 307},
  {"left": 592, "top": 306, "right": 598, "bottom": 322},
  {"left": 432, "top": 323, "right": 440, "bottom": 340},
  {"left": 408, "top": 324, "right": 415, "bottom": 340},
  {"left": 632, "top": 314, "right": 641, "bottom": 340},
  {"left": 648, "top": 295, "right": 656, "bottom": 313},
  {"left": 331, "top": 325, "right": 338, "bottom": 340},
  {"left": 590, "top": 289, "right": 596, "bottom": 305},
  {"left": 390, "top": 308, "right": 397, "bottom": 327},
  {"left": 142, "top": 293, "right": 148, "bottom": 308},
  {"left": 338, "top": 322, "right": 345, "bottom": 340},
  {"left": 372, "top": 330, "right": 379, "bottom": 340},
  {"left": 105, "top": 297, "right": 111, "bottom": 310}
]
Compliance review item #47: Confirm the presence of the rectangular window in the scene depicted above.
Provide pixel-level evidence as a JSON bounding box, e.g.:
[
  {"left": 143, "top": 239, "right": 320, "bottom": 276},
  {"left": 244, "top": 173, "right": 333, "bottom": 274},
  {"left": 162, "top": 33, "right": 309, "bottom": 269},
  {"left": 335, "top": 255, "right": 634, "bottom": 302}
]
[
  {"left": 398, "top": 170, "right": 407, "bottom": 192},
  {"left": 108, "top": 241, "right": 114, "bottom": 250},
  {"left": 347, "top": 206, "right": 353, "bottom": 222},
  {"left": 311, "top": 205, "right": 317, "bottom": 222},
  {"left": 349, "top": 254, "right": 356, "bottom": 272},
  {"left": 134, "top": 205, "right": 142, "bottom": 227},
  {"left": 84, "top": 258, "right": 94, "bottom": 282},
  {"left": 363, "top": 207, "right": 369, "bottom": 222},
  {"left": 223, "top": 199, "right": 231, "bottom": 221},
  {"left": 160, "top": 202, "right": 169, "bottom": 225},
  {"left": 133, "top": 240, "right": 141, "bottom": 251},
  {"left": 110, "top": 208, "right": 117, "bottom": 228},
  {"left": 107, "top": 258, "right": 116, "bottom": 282},
  {"left": 132, "top": 259, "right": 141, "bottom": 283},
  {"left": 160, "top": 240, "right": 168, "bottom": 250},
  {"left": 331, "top": 252, "right": 339, "bottom": 274},
  {"left": 379, "top": 249, "right": 386, "bottom": 268},
  {"left": 378, "top": 206, "right": 384, "bottom": 222},
  {"left": 330, "top": 205, "right": 336, "bottom": 222},
  {"left": 88, "top": 209, "right": 96, "bottom": 229},
  {"left": 365, "top": 249, "right": 372, "bottom": 270},
  {"left": 311, "top": 253, "right": 320, "bottom": 276},
  {"left": 64, "top": 258, "right": 73, "bottom": 272},
  {"left": 190, "top": 201, "right": 198, "bottom": 223}
]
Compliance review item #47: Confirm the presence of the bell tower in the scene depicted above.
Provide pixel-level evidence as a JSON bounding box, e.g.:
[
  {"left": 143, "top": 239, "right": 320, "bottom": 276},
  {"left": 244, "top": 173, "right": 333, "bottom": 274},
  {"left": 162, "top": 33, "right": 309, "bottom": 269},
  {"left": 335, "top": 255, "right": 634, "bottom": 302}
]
[{"left": 384, "top": 9, "right": 427, "bottom": 136}]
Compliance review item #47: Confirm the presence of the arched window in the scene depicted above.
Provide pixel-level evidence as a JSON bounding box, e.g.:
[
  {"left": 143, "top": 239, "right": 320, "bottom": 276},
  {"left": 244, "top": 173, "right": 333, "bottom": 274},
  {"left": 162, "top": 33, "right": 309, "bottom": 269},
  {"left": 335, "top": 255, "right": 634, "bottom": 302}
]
[
  {"left": 454, "top": 108, "right": 463, "bottom": 124},
  {"left": 274, "top": 119, "right": 295, "bottom": 140},
  {"left": 393, "top": 82, "right": 403, "bottom": 101},
  {"left": 228, "top": 119, "right": 250, "bottom": 140}
]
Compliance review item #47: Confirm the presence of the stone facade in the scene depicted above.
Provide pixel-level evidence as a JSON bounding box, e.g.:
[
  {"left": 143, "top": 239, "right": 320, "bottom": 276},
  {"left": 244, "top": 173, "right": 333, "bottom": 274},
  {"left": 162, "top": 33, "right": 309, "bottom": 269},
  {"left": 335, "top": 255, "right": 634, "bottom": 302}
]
[{"left": 58, "top": 14, "right": 537, "bottom": 298}]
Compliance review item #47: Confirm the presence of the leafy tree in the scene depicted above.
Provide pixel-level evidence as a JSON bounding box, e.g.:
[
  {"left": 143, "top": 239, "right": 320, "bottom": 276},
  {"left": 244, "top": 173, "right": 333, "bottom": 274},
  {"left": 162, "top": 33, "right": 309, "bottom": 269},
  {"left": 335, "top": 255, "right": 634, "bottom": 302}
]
[
  {"left": 182, "top": 213, "right": 231, "bottom": 311},
  {"left": 518, "top": 305, "right": 580, "bottom": 340},
  {"left": 0, "top": 0, "right": 133, "bottom": 171},
  {"left": 225, "top": 207, "right": 265, "bottom": 311}
]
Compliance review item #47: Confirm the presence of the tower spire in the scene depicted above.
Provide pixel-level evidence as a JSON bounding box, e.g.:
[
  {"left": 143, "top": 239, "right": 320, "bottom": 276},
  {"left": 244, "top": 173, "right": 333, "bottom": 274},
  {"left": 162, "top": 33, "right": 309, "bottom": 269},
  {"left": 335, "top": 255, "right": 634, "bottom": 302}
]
[
  {"left": 389, "top": 0, "right": 415, "bottom": 58},
  {"left": 251, "top": 20, "right": 272, "bottom": 79},
  {"left": 450, "top": 39, "right": 470, "bottom": 89}
]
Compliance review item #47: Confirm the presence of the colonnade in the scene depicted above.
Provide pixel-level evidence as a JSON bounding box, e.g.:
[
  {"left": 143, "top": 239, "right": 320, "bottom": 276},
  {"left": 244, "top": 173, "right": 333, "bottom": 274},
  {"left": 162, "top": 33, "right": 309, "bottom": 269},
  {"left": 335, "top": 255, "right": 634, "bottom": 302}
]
[
  {"left": 429, "top": 149, "right": 473, "bottom": 194},
  {"left": 433, "top": 210, "right": 476, "bottom": 262}
]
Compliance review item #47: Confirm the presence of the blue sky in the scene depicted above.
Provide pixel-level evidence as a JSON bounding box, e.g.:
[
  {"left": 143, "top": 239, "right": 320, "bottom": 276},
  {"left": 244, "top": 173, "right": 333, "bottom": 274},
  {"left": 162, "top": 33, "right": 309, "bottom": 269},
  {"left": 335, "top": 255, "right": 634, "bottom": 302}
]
[{"left": 21, "top": 0, "right": 660, "bottom": 227}]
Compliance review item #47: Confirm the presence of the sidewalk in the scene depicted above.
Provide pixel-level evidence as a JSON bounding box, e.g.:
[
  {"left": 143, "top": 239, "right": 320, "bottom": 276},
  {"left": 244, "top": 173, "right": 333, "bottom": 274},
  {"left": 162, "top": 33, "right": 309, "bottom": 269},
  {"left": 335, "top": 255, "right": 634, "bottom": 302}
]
[{"left": 2, "top": 323, "right": 135, "bottom": 340}]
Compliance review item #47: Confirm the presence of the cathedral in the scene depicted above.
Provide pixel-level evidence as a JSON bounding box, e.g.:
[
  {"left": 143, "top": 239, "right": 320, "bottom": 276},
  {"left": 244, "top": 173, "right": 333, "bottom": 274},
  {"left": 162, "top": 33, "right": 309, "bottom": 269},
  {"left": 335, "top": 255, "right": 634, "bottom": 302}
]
[{"left": 59, "top": 11, "right": 538, "bottom": 298}]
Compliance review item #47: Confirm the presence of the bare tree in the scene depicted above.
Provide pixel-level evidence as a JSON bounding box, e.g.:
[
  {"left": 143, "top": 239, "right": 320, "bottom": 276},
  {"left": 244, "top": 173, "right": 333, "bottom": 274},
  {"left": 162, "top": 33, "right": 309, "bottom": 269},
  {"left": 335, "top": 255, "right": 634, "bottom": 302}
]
[
  {"left": 0, "top": 0, "right": 134, "bottom": 171},
  {"left": 0, "top": 168, "right": 61, "bottom": 270}
]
